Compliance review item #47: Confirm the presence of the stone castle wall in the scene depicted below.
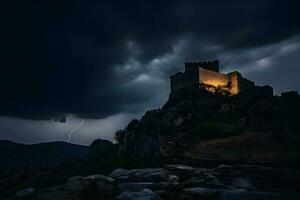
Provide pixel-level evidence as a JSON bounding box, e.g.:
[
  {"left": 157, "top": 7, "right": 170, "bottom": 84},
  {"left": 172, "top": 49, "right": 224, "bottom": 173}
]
[
  {"left": 170, "top": 61, "right": 268, "bottom": 95},
  {"left": 227, "top": 72, "right": 239, "bottom": 95},
  {"left": 170, "top": 72, "right": 186, "bottom": 92},
  {"left": 199, "top": 67, "right": 229, "bottom": 88}
]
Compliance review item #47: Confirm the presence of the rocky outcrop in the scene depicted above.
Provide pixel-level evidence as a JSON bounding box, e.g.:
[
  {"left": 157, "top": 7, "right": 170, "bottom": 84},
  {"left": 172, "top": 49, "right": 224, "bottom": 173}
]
[
  {"left": 117, "top": 86, "right": 300, "bottom": 158},
  {"left": 17, "top": 164, "right": 300, "bottom": 200},
  {"left": 16, "top": 188, "right": 35, "bottom": 197},
  {"left": 118, "top": 188, "right": 164, "bottom": 200}
]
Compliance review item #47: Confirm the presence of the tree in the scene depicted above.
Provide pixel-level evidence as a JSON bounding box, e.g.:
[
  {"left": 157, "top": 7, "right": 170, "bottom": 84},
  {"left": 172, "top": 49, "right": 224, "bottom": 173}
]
[{"left": 114, "top": 130, "right": 125, "bottom": 144}]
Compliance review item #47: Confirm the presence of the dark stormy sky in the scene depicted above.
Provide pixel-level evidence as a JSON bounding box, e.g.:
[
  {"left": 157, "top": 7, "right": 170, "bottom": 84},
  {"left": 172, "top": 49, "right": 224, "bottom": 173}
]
[{"left": 1, "top": 0, "right": 300, "bottom": 145}]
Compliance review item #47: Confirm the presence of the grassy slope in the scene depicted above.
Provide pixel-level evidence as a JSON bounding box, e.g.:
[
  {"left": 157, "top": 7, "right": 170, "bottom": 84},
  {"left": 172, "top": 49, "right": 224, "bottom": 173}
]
[{"left": 194, "top": 132, "right": 300, "bottom": 162}]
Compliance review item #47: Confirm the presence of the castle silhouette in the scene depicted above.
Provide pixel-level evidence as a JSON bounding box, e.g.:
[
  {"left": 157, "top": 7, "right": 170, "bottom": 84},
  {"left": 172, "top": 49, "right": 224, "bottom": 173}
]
[{"left": 170, "top": 60, "right": 273, "bottom": 96}]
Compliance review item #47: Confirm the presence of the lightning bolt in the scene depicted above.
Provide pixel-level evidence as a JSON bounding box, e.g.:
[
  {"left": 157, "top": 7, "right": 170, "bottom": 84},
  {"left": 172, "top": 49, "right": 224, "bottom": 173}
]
[{"left": 67, "top": 118, "right": 86, "bottom": 143}]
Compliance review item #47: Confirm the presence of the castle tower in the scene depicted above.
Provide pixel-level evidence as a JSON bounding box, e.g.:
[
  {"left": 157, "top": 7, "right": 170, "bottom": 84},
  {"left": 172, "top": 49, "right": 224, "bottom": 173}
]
[{"left": 183, "top": 60, "right": 220, "bottom": 87}]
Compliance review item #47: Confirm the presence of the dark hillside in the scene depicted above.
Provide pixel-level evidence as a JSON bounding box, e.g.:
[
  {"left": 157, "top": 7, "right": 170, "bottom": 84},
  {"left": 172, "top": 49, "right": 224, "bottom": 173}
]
[{"left": 117, "top": 86, "right": 300, "bottom": 161}]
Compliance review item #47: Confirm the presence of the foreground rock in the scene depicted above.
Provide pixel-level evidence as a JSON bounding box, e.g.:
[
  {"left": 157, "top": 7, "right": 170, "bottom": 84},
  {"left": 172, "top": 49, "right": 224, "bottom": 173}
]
[
  {"left": 15, "top": 164, "right": 299, "bottom": 200},
  {"left": 109, "top": 168, "right": 171, "bottom": 183},
  {"left": 16, "top": 187, "right": 35, "bottom": 197},
  {"left": 117, "top": 188, "right": 163, "bottom": 200},
  {"left": 34, "top": 174, "right": 117, "bottom": 200},
  {"left": 218, "top": 190, "right": 282, "bottom": 200}
]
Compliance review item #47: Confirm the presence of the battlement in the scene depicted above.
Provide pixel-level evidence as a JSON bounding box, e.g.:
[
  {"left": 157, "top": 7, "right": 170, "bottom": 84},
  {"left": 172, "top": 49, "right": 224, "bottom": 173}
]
[
  {"left": 185, "top": 60, "right": 219, "bottom": 72},
  {"left": 170, "top": 60, "right": 270, "bottom": 96}
]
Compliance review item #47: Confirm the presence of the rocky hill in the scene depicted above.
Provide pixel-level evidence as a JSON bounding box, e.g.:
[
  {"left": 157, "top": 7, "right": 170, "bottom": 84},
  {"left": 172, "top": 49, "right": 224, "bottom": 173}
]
[{"left": 117, "top": 86, "right": 300, "bottom": 161}]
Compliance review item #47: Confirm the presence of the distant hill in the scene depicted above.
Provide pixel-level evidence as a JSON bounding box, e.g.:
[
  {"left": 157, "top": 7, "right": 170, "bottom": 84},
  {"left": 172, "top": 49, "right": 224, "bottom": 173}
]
[
  {"left": 0, "top": 140, "right": 88, "bottom": 172},
  {"left": 0, "top": 139, "right": 119, "bottom": 197}
]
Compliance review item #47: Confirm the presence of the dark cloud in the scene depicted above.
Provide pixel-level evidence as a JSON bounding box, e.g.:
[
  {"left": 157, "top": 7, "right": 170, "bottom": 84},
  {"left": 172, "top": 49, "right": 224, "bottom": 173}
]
[{"left": 1, "top": 0, "right": 300, "bottom": 120}]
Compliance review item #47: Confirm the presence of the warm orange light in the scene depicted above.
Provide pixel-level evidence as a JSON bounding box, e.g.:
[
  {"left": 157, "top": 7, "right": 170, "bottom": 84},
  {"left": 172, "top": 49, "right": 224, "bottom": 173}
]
[{"left": 199, "top": 67, "right": 239, "bottom": 95}]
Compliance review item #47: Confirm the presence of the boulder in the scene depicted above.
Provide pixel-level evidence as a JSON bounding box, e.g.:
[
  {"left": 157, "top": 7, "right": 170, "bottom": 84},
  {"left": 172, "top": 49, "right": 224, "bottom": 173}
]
[
  {"left": 219, "top": 190, "right": 282, "bottom": 200},
  {"left": 181, "top": 187, "right": 221, "bottom": 198},
  {"left": 164, "top": 164, "right": 207, "bottom": 180},
  {"left": 231, "top": 178, "right": 253, "bottom": 190},
  {"left": 165, "top": 164, "right": 196, "bottom": 172},
  {"left": 118, "top": 182, "right": 156, "bottom": 192},
  {"left": 110, "top": 168, "right": 171, "bottom": 182},
  {"left": 117, "top": 188, "right": 164, "bottom": 200},
  {"left": 16, "top": 187, "right": 35, "bottom": 197},
  {"left": 109, "top": 168, "right": 131, "bottom": 178},
  {"left": 182, "top": 176, "right": 230, "bottom": 189}
]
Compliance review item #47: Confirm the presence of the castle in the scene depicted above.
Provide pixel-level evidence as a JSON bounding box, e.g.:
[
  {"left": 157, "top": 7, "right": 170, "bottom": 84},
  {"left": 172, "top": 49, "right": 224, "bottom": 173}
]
[{"left": 170, "top": 60, "right": 273, "bottom": 95}]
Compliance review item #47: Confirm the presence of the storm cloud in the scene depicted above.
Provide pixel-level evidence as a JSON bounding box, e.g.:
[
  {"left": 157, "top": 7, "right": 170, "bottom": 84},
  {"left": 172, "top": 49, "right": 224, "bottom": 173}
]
[{"left": 1, "top": 0, "right": 300, "bottom": 143}]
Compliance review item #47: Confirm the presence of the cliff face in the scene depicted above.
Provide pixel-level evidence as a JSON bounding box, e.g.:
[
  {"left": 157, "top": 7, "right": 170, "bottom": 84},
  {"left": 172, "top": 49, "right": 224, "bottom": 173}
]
[{"left": 117, "top": 86, "right": 300, "bottom": 158}]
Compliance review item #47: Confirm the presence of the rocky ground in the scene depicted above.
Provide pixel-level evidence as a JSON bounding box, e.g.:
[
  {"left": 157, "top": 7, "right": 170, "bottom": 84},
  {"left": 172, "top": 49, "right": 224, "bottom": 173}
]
[{"left": 11, "top": 164, "right": 300, "bottom": 200}]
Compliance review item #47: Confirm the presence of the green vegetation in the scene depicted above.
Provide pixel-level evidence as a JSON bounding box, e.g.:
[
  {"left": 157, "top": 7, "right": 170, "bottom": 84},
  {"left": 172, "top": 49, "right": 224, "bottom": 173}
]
[
  {"left": 86, "top": 138, "right": 166, "bottom": 173},
  {"left": 197, "top": 121, "right": 241, "bottom": 139},
  {"left": 85, "top": 139, "right": 123, "bottom": 174}
]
